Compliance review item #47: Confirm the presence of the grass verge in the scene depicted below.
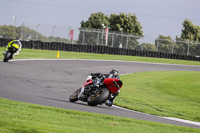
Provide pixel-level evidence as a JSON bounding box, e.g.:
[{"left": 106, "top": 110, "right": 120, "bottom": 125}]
[
  {"left": 117, "top": 71, "right": 200, "bottom": 122},
  {"left": 0, "top": 98, "right": 199, "bottom": 133},
  {"left": 0, "top": 47, "right": 200, "bottom": 66},
  {"left": 0, "top": 47, "right": 200, "bottom": 132}
]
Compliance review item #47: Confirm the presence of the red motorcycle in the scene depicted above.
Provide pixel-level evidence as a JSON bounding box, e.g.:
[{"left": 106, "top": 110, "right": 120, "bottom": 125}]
[{"left": 69, "top": 73, "right": 123, "bottom": 106}]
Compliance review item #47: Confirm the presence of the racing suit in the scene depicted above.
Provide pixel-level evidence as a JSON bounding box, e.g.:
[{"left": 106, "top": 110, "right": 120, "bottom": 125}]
[{"left": 4, "top": 39, "right": 22, "bottom": 57}]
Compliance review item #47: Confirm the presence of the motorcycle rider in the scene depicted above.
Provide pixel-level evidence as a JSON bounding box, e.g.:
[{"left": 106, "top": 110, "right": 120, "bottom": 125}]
[
  {"left": 79, "top": 69, "right": 120, "bottom": 107},
  {"left": 3, "top": 37, "right": 22, "bottom": 58}
]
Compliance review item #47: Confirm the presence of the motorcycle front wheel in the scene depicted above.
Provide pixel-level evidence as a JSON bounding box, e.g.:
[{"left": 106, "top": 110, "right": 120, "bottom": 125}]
[
  {"left": 69, "top": 88, "right": 81, "bottom": 102},
  {"left": 87, "top": 87, "right": 109, "bottom": 106}
]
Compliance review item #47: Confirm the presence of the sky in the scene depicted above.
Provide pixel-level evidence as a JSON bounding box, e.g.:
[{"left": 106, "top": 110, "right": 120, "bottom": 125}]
[{"left": 0, "top": 0, "right": 200, "bottom": 42}]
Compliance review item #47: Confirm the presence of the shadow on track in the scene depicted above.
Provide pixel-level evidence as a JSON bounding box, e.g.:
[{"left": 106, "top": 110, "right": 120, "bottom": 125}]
[{"left": 38, "top": 96, "right": 111, "bottom": 109}]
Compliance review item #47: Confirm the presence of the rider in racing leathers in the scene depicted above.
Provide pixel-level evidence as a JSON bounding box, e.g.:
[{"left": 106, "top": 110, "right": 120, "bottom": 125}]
[
  {"left": 3, "top": 38, "right": 22, "bottom": 58},
  {"left": 79, "top": 69, "right": 120, "bottom": 107}
]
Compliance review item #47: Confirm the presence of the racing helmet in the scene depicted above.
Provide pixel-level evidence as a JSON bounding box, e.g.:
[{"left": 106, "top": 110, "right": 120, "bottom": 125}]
[
  {"left": 16, "top": 37, "right": 22, "bottom": 41},
  {"left": 108, "top": 69, "right": 119, "bottom": 79},
  {"left": 13, "top": 40, "right": 21, "bottom": 46}
]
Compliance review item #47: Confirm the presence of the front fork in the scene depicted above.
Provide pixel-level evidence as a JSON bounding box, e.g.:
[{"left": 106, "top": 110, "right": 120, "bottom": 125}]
[
  {"left": 78, "top": 85, "right": 100, "bottom": 100},
  {"left": 78, "top": 86, "right": 85, "bottom": 98}
]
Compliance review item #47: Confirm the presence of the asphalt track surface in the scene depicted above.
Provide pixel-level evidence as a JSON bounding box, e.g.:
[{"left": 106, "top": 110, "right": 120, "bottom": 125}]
[{"left": 0, "top": 59, "right": 200, "bottom": 128}]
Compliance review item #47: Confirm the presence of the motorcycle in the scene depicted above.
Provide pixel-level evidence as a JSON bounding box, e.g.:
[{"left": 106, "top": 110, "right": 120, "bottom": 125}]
[
  {"left": 69, "top": 74, "right": 123, "bottom": 106},
  {"left": 3, "top": 46, "right": 18, "bottom": 62}
]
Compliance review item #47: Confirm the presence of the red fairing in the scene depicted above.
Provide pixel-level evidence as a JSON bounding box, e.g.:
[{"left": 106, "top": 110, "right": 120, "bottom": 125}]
[
  {"left": 103, "top": 78, "right": 122, "bottom": 93},
  {"left": 82, "top": 79, "right": 93, "bottom": 87}
]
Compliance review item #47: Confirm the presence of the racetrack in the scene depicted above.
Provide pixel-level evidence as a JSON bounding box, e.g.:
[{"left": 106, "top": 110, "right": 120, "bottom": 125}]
[{"left": 0, "top": 59, "right": 200, "bottom": 128}]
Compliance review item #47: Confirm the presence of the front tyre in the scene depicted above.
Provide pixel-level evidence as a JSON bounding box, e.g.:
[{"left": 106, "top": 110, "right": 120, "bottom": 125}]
[
  {"left": 69, "top": 88, "right": 81, "bottom": 102},
  {"left": 87, "top": 88, "right": 109, "bottom": 106}
]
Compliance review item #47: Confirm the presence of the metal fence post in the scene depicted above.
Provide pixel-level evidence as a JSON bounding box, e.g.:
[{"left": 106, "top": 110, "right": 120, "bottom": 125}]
[
  {"left": 187, "top": 42, "right": 190, "bottom": 55},
  {"left": 157, "top": 39, "right": 159, "bottom": 52},
  {"left": 172, "top": 41, "right": 174, "bottom": 53},
  {"left": 101, "top": 29, "right": 104, "bottom": 45},
  {"left": 67, "top": 27, "right": 72, "bottom": 41},
  {"left": 126, "top": 36, "right": 129, "bottom": 49},
  {"left": 51, "top": 25, "right": 56, "bottom": 42},
  {"left": 141, "top": 37, "right": 144, "bottom": 51},
  {"left": 20, "top": 23, "right": 25, "bottom": 40},
  {"left": 82, "top": 30, "right": 85, "bottom": 45},
  {"left": 35, "top": 24, "right": 40, "bottom": 40},
  {"left": 97, "top": 31, "right": 99, "bottom": 45},
  {"left": 111, "top": 33, "right": 114, "bottom": 47}
]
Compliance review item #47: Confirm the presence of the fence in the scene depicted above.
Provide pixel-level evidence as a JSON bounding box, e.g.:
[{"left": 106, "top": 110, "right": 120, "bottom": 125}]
[
  {"left": 156, "top": 39, "right": 200, "bottom": 56},
  {"left": 0, "top": 38, "right": 199, "bottom": 62},
  {"left": 1, "top": 23, "right": 200, "bottom": 56},
  {"left": 78, "top": 29, "right": 200, "bottom": 56},
  {"left": 77, "top": 28, "right": 142, "bottom": 50}
]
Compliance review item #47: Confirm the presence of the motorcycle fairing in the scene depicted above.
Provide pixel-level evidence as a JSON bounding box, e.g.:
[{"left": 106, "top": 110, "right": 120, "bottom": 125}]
[{"left": 103, "top": 78, "right": 122, "bottom": 93}]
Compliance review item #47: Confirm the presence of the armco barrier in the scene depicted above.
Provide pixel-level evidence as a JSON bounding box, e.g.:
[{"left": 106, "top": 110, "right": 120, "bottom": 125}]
[{"left": 0, "top": 38, "right": 199, "bottom": 61}]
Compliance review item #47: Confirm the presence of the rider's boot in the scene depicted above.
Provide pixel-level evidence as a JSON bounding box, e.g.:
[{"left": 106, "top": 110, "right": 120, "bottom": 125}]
[
  {"left": 105, "top": 100, "right": 113, "bottom": 107},
  {"left": 105, "top": 91, "right": 120, "bottom": 107}
]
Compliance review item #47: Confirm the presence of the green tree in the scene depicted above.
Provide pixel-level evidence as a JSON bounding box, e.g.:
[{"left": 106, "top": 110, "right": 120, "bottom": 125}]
[
  {"left": 0, "top": 25, "right": 69, "bottom": 43},
  {"left": 177, "top": 19, "right": 200, "bottom": 55},
  {"left": 109, "top": 13, "right": 143, "bottom": 49},
  {"left": 78, "top": 12, "right": 143, "bottom": 49},
  {"left": 78, "top": 12, "right": 110, "bottom": 45},
  {"left": 81, "top": 12, "right": 110, "bottom": 29},
  {"left": 181, "top": 19, "right": 200, "bottom": 42},
  {"left": 155, "top": 35, "right": 174, "bottom": 53},
  {"left": 109, "top": 13, "right": 143, "bottom": 35},
  {"left": 189, "top": 43, "right": 200, "bottom": 56},
  {"left": 0, "top": 25, "right": 16, "bottom": 39},
  {"left": 141, "top": 43, "right": 156, "bottom": 51}
]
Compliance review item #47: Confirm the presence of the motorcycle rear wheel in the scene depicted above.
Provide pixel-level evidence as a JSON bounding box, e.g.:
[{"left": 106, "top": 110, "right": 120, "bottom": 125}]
[
  {"left": 69, "top": 88, "right": 81, "bottom": 102},
  {"left": 87, "top": 88, "right": 109, "bottom": 106},
  {"left": 3, "top": 51, "right": 11, "bottom": 62}
]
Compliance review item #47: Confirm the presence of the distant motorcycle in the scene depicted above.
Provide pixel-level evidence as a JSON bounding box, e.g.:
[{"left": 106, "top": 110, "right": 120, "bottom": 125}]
[
  {"left": 3, "top": 46, "right": 18, "bottom": 62},
  {"left": 69, "top": 74, "right": 123, "bottom": 106}
]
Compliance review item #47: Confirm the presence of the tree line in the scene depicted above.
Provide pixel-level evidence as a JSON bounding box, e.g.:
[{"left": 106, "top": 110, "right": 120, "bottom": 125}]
[
  {"left": 0, "top": 12, "right": 199, "bottom": 55},
  {"left": 78, "top": 12, "right": 200, "bottom": 55},
  {"left": 77, "top": 12, "right": 143, "bottom": 49},
  {"left": 0, "top": 25, "right": 69, "bottom": 43}
]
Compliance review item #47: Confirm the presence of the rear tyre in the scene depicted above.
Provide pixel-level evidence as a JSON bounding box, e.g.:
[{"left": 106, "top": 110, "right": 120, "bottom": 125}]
[
  {"left": 69, "top": 88, "right": 81, "bottom": 102},
  {"left": 3, "top": 58, "right": 7, "bottom": 62},
  {"left": 3, "top": 52, "right": 11, "bottom": 62},
  {"left": 87, "top": 88, "right": 109, "bottom": 106}
]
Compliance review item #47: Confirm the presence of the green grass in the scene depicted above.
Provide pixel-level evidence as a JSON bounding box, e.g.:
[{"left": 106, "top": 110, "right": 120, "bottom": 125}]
[
  {"left": 0, "top": 98, "right": 199, "bottom": 133},
  {"left": 117, "top": 71, "right": 200, "bottom": 122},
  {"left": 0, "top": 47, "right": 200, "bottom": 66},
  {"left": 1, "top": 47, "right": 200, "bottom": 132}
]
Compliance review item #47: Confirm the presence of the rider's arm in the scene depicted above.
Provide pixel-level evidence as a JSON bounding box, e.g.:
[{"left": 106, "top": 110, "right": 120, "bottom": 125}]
[
  {"left": 14, "top": 44, "right": 22, "bottom": 55},
  {"left": 7, "top": 41, "right": 13, "bottom": 50},
  {"left": 103, "top": 74, "right": 109, "bottom": 78},
  {"left": 90, "top": 73, "right": 103, "bottom": 78},
  {"left": 19, "top": 44, "right": 22, "bottom": 51}
]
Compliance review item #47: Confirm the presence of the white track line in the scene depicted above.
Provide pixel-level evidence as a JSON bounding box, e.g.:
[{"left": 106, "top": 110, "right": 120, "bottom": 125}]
[
  {"left": 163, "top": 117, "right": 200, "bottom": 126},
  {"left": 113, "top": 105, "right": 200, "bottom": 126},
  {"left": 2, "top": 58, "right": 200, "bottom": 68}
]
